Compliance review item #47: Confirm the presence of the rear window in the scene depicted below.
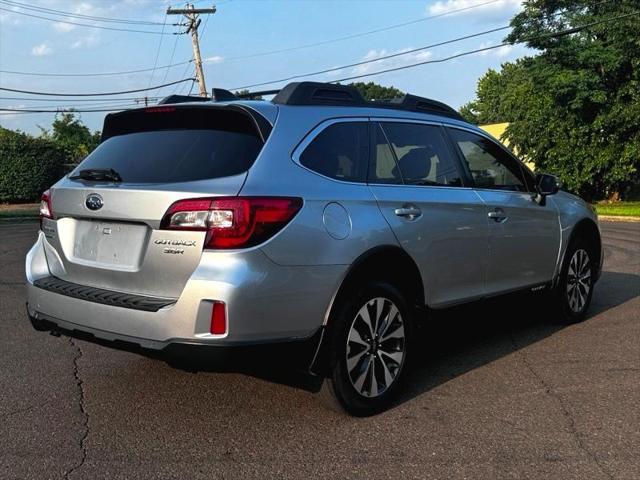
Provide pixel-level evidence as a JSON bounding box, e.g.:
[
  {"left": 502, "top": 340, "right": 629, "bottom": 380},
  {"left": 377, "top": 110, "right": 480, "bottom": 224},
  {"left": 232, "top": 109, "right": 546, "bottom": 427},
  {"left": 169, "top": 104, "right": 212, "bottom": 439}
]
[{"left": 72, "top": 107, "right": 264, "bottom": 184}]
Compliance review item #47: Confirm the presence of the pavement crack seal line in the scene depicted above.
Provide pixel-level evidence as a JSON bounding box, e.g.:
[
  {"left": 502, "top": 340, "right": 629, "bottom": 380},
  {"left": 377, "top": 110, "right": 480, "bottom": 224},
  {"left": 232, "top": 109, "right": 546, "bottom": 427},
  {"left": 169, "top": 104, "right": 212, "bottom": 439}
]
[
  {"left": 509, "top": 332, "right": 615, "bottom": 480},
  {"left": 62, "top": 338, "right": 89, "bottom": 480}
]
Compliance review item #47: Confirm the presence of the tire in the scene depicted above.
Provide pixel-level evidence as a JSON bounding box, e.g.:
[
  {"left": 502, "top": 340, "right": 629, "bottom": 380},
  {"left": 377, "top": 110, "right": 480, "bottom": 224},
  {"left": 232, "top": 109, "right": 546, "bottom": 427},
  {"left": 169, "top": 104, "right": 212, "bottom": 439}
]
[
  {"left": 320, "top": 281, "right": 413, "bottom": 416},
  {"left": 549, "top": 237, "right": 596, "bottom": 323}
]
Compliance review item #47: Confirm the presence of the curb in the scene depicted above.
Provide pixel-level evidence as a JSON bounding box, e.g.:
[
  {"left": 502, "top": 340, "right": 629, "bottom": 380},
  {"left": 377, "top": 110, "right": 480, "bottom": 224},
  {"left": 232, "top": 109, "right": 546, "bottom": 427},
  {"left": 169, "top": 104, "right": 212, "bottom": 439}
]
[
  {"left": 0, "top": 216, "right": 39, "bottom": 223},
  {"left": 598, "top": 215, "right": 640, "bottom": 223}
]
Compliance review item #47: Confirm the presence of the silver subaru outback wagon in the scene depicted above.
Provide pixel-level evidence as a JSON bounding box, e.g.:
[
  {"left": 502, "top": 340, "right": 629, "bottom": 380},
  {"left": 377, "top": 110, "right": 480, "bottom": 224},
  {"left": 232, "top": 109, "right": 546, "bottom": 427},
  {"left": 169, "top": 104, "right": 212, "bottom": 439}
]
[{"left": 26, "top": 81, "right": 602, "bottom": 415}]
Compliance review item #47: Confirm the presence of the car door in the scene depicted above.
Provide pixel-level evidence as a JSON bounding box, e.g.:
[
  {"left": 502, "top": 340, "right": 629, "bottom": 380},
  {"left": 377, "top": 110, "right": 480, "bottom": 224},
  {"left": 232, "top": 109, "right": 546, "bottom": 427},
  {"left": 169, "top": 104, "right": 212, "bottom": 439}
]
[
  {"left": 446, "top": 127, "right": 560, "bottom": 294},
  {"left": 368, "top": 120, "right": 489, "bottom": 307}
]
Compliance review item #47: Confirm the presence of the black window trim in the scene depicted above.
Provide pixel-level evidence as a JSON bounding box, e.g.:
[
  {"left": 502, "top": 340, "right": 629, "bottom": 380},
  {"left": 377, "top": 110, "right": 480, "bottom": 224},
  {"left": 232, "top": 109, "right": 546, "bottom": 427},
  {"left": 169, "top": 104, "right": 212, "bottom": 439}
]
[
  {"left": 291, "top": 116, "right": 371, "bottom": 186},
  {"left": 443, "top": 124, "right": 536, "bottom": 194},
  {"left": 368, "top": 117, "right": 469, "bottom": 189}
]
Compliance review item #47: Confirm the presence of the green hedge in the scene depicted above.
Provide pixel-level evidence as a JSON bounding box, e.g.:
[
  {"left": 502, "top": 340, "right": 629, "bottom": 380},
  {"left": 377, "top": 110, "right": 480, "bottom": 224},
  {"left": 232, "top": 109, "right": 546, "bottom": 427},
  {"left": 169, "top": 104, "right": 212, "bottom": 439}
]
[{"left": 0, "top": 128, "right": 67, "bottom": 203}]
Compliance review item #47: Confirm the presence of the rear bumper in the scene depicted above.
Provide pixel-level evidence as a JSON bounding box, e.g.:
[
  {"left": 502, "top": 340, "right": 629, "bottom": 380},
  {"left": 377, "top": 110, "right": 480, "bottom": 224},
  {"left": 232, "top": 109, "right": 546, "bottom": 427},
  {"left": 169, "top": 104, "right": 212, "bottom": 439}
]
[
  {"left": 28, "top": 311, "right": 324, "bottom": 373},
  {"left": 26, "top": 231, "right": 346, "bottom": 348}
]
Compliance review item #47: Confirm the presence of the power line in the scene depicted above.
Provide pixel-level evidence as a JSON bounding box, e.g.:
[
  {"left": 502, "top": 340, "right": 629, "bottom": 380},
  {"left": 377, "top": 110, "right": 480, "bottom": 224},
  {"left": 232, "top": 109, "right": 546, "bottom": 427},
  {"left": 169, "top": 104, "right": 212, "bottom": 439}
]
[
  {"left": 0, "top": 6, "right": 174, "bottom": 35},
  {"left": 231, "top": 25, "right": 511, "bottom": 90},
  {"left": 0, "top": 0, "right": 168, "bottom": 26},
  {"left": 231, "top": 0, "right": 625, "bottom": 91},
  {"left": 0, "top": 60, "right": 193, "bottom": 78},
  {"left": 0, "top": 96, "right": 162, "bottom": 103},
  {"left": 0, "top": 105, "right": 148, "bottom": 114},
  {"left": 222, "top": 0, "right": 502, "bottom": 62},
  {"left": 0, "top": 101, "right": 153, "bottom": 111},
  {"left": 326, "top": 10, "right": 640, "bottom": 85},
  {"left": 187, "top": 71, "right": 197, "bottom": 96},
  {"left": 148, "top": 14, "right": 169, "bottom": 88},
  {"left": 0, "top": 99, "right": 156, "bottom": 109},
  {"left": 0, "top": 78, "right": 196, "bottom": 97},
  {"left": 174, "top": 62, "right": 194, "bottom": 94},
  {"left": 160, "top": 33, "right": 182, "bottom": 86}
]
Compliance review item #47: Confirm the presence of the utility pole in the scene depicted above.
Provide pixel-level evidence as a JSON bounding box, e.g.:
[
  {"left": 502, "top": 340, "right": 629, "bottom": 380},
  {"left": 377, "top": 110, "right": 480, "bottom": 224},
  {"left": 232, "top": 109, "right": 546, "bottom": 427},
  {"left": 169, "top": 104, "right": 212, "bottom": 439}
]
[{"left": 167, "top": 4, "right": 217, "bottom": 97}]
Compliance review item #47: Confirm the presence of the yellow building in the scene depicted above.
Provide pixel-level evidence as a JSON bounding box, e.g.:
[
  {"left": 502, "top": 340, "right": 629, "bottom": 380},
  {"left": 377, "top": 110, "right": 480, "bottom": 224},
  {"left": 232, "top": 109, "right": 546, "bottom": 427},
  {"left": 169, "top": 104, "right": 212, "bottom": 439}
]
[{"left": 480, "top": 122, "right": 535, "bottom": 171}]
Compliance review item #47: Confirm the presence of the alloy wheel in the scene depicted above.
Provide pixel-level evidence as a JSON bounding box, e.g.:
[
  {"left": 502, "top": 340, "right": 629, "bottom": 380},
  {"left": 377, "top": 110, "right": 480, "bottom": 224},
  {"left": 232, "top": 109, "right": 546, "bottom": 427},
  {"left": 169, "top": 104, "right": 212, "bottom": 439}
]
[
  {"left": 345, "top": 297, "right": 406, "bottom": 398},
  {"left": 566, "top": 248, "right": 591, "bottom": 313}
]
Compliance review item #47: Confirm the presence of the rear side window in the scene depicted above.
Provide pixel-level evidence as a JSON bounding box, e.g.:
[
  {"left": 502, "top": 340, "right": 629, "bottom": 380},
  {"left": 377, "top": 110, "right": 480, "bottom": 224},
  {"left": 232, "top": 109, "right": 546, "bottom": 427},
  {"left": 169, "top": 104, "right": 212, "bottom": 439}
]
[
  {"left": 379, "top": 122, "right": 463, "bottom": 187},
  {"left": 72, "top": 107, "right": 264, "bottom": 184},
  {"left": 299, "top": 122, "right": 369, "bottom": 183}
]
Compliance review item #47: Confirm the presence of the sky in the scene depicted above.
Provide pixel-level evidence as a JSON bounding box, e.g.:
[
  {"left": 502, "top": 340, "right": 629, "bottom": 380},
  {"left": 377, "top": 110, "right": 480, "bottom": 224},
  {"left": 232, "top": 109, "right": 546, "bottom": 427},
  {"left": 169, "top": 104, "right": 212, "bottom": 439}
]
[{"left": 0, "top": 0, "right": 532, "bottom": 134}]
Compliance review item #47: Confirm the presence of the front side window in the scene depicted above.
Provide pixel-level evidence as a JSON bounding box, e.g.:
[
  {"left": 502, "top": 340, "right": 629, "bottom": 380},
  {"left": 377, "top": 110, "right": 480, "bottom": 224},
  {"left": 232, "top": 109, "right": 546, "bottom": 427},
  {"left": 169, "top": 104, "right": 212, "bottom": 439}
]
[
  {"left": 299, "top": 122, "right": 369, "bottom": 183},
  {"left": 378, "top": 122, "right": 463, "bottom": 187},
  {"left": 448, "top": 128, "right": 530, "bottom": 192}
]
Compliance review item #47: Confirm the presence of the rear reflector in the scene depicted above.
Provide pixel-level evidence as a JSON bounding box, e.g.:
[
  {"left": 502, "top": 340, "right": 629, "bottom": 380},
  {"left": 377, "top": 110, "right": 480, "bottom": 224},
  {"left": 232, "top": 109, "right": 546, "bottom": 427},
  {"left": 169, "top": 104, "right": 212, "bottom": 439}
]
[
  {"left": 210, "top": 301, "right": 227, "bottom": 335},
  {"left": 160, "top": 197, "right": 302, "bottom": 249}
]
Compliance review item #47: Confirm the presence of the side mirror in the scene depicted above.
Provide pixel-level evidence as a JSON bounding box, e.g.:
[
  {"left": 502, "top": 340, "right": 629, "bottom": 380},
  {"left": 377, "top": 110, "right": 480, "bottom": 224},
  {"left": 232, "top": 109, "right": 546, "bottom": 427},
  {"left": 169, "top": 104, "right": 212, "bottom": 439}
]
[
  {"left": 533, "top": 173, "right": 560, "bottom": 205},
  {"left": 536, "top": 173, "right": 560, "bottom": 196}
]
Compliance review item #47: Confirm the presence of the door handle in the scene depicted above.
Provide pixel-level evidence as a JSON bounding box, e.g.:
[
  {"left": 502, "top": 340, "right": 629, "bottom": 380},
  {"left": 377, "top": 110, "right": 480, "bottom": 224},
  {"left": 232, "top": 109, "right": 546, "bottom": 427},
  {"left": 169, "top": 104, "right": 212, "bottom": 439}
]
[
  {"left": 488, "top": 208, "right": 507, "bottom": 222},
  {"left": 395, "top": 206, "right": 422, "bottom": 220}
]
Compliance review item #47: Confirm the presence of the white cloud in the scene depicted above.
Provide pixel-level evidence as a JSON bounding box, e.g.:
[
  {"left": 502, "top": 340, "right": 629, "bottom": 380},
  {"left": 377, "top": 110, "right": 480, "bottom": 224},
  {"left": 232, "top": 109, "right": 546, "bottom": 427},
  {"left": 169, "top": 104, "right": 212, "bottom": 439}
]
[
  {"left": 428, "top": 0, "right": 523, "bottom": 17},
  {"left": 0, "top": 104, "right": 25, "bottom": 119},
  {"left": 70, "top": 34, "right": 100, "bottom": 49},
  {"left": 0, "top": 12, "right": 21, "bottom": 26},
  {"left": 31, "top": 43, "right": 53, "bottom": 56},
  {"left": 204, "top": 55, "right": 224, "bottom": 64},
  {"left": 74, "top": 2, "right": 97, "bottom": 15},
  {"left": 352, "top": 48, "right": 433, "bottom": 76},
  {"left": 476, "top": 41, "right": 514, "bottom": 57},
  {"left": 495, "top": 44, "right": 513, "bottom": 57},
  {"left": 325, "top": 67, "right": 345, "bottom": 78},
  {"left": 54, "top": 21, "right": 76, "bottom": 33}
]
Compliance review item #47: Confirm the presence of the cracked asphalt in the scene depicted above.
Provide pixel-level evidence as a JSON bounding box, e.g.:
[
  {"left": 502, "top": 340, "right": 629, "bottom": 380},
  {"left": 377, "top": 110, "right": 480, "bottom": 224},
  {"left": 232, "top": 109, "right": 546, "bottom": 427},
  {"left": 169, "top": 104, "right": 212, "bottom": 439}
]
[{"left": 1, "top": 221, "right": 638, "bottom": 479}]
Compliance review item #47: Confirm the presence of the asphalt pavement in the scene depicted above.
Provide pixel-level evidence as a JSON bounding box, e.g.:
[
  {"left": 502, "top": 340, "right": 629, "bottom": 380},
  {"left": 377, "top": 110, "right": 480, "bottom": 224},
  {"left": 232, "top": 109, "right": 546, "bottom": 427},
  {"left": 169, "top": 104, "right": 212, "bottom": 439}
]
[{"left": 1, "top": 221, "right": 638, "bottom": 479}]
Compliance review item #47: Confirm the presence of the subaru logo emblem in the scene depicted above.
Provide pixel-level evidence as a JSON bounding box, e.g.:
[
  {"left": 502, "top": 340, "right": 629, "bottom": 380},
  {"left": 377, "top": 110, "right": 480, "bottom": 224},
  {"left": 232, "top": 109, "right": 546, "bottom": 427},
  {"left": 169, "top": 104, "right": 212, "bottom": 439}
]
[{"left": 85, "top": 193, "right": 103, "bottom": 211}]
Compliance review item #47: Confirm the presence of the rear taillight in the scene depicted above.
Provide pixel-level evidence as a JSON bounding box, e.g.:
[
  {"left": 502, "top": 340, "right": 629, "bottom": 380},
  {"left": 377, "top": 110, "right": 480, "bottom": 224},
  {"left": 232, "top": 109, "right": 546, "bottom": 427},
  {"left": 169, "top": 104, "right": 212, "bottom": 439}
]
[
  {"left": 39, "top": 190, "right": 53, "bottom": 227},
  {"left": 160, "top": 197, "right": 302, "bottom": 249}
]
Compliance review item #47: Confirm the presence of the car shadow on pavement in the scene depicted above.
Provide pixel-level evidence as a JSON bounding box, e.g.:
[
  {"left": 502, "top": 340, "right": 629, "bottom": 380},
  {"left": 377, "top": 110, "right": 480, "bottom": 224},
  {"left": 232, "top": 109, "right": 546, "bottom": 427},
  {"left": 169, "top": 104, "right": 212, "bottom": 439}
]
[{"left": 165, "top": 270, "right": 639, "bottom": 408}]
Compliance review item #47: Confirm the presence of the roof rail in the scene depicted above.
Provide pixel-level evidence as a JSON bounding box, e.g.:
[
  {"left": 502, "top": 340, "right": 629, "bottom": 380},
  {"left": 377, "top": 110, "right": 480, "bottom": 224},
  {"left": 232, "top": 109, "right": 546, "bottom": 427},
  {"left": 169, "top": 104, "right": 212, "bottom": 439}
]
[
  {"left": 272, "top": 82, "right": 365, "bottom": 106},
  {"left": 236, "top": 89, "right": 280, "bottom": 99},
  {"left": 373, "top": 94, "right": 463, "bottom": 120},
  {"left": 265, "top": 81, "right": 463, "bottom": 120}
]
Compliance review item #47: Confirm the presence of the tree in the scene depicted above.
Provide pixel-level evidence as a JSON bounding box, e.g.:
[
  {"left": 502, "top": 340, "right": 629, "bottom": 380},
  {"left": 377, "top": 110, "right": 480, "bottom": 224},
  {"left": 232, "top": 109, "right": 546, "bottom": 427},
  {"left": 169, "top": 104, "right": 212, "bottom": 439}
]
[
  {"left": 460, "top": 0, "right": 640, "bottom": 200},
  {"left": 350, "top": 82, "right": 404, "bottom": 101},
  {"left": 39, "top": 112, "right": 101, "bottom": 164},
  {"left": 0, "top": 128, "right": 66, "bottom": 203}
]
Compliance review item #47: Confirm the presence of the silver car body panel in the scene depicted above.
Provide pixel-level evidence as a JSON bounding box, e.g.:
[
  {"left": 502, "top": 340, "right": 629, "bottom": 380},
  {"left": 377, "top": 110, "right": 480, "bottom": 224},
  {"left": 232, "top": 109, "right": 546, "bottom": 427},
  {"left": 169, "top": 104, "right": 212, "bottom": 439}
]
[{"left": 26, "top": 100, "right": 602, "bottom": 350}]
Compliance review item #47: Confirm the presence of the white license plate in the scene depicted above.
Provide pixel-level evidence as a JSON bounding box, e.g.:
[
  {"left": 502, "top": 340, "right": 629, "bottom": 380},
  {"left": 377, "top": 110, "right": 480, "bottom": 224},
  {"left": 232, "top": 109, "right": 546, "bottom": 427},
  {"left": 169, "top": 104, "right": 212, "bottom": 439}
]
[{"left": 72, "top": 220, "right": 148, "bottom": 269}]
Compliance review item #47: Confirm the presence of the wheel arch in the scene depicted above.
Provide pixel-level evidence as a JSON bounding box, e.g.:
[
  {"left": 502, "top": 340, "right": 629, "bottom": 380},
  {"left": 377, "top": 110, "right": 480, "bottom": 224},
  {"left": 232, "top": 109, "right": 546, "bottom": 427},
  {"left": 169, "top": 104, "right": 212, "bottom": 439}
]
[
  {"left": 309, "top": 245, "right": 425, "bottom": 376},
  {"left": 556, "top": 218, "right": 602, "bottom": 285}
]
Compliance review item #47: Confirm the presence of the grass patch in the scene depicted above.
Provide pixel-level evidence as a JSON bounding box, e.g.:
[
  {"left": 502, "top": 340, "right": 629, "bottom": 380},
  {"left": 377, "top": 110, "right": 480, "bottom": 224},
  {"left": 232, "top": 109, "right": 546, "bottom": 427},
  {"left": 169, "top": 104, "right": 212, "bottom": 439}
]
[
  {"left": 0, "top": 209, "right": 38, "bottom": 218},
  {"left": 594, "top": 201, "right": 640, "bottom": 217},
  {"left": 0, "top": 203, "right": 39, "bottom": 219}
]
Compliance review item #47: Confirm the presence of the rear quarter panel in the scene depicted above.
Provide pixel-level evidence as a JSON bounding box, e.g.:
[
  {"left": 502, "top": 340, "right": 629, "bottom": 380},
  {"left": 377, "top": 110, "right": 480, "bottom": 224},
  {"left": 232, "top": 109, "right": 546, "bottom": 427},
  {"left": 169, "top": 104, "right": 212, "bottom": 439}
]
[{"left": 239, "top": 106, "right": 399, "bottom": 266}]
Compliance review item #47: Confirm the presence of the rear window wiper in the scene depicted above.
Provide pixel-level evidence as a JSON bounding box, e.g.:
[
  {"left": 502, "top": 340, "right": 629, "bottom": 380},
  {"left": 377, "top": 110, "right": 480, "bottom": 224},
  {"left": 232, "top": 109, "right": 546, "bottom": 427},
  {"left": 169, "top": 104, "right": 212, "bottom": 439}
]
[{"left": 69, "top": 168, "right": 122, "bottom": 183}]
